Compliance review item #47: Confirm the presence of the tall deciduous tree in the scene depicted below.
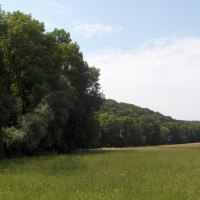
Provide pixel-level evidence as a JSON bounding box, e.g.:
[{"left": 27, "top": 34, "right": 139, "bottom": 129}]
[{"left": 0, "top": 9, "right": 103, "bottom": 157}]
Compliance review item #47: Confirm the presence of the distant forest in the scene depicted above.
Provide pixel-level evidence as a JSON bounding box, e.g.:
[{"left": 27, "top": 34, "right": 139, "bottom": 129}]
[
  {"left": 98, "top": 99, "right": 200, "bottom": 147},
  {"left": 1, "top": 8, "right": 200, "bottom": 159}
]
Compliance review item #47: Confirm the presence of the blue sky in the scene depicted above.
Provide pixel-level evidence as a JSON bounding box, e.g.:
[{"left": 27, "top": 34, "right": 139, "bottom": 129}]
[
  {"left": 2, "top": 0, "right": 200, "bottom": 52},
  {"left": 1, "top": 0, "right": 200, "bottom": 120}
]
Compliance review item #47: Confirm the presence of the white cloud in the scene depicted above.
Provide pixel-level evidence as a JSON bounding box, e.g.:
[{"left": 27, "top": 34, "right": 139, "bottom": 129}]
[
  {"left": 72, "top": 22, "right": 123, "bottom": 37},
  {"left": 85, "top": 37, "right": 200, "bottom": 120}
]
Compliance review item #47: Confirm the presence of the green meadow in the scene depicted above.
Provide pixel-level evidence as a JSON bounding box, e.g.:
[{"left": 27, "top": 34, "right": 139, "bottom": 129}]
[{"left": 1, "top": 143, "right": 200, "bottom": 200}]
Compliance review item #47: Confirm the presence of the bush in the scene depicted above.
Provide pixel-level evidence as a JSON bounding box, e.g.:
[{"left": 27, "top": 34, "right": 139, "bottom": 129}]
[
  {"left": 21, "top": 100, "right": 53, "bottom": 153},
  {"left": 2, "top": 126, "right": 25, "bottom": 157}
]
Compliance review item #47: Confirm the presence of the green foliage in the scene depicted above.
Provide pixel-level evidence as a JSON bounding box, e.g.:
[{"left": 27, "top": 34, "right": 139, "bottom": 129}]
[
  {"left": 98, "top": 99, "right": 200, "bottom": 147},
  {"left": 0, "top": 9, "right": 103, "bottom": 158},
  {"left": 0, "top": 95, "right": 16, "bottom": 158},
  {"left": 160, "top": 126, "right": 172, "bottom": 144},
  {"left": 48, "top": 28, "right": 71, "bottom": 44},
  {"left": 0, "top": 11, "right": 46, "bottom": 114},
  {"left": 0, "top": 129, "right": 3, "bottom": 159},
  {"left": 0, "top": 95, "right": 16, "bottom": 126},
  {"left": 2, "top": 100, "right": 53, "bottom": 156},
  {"left": 98, "top": 113, "right": 143, "bottom": 147},
  {"left": 21, "top": 100, "right": 53, "bottom": 153},
  {"left": 43, "top": 78, "right": 74, "bottom": 152},
  {"left": 139, "top": 116, "right": 161, "bottom": 145},
  {"left": 3, "top": 126, "right": 25, "bottom": 145},
  {"left": 100, "top": 99, "right": 170, "bottom": 119},
  {"left": 2, "top": 126, "right": 25, "bottom": 156}
]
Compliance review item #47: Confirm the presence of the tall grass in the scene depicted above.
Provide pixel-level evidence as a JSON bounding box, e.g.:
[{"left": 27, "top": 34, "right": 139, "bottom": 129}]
[{"left": 1, "top": 144, "right": 200, "bottom": 199}]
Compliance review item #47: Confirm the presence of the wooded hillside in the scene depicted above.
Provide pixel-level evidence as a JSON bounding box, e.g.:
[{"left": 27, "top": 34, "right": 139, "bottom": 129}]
[{"left": 97, "top": 99, "right": 200, "bottom": 147}]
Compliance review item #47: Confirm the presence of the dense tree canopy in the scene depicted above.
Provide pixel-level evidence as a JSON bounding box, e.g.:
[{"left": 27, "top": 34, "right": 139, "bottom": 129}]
[
  {"left": 0, "top": 9, "right": 103, "bottom": 158},
  {"left": 97, "top": 100, "right": 200, "bottom": 147}
]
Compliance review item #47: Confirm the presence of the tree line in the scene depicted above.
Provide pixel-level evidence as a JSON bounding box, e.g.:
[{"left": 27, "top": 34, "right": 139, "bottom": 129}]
[
  {"left": 0, "top": 9, "right": 103, "bottom": 158},
  {"left": 97, "top": 100, "right": 200, "bottom": 147}
]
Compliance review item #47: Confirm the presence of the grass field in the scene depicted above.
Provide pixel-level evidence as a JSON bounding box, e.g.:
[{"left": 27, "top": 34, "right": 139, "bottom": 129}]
[{"left": 1, "top": 143, "right": 200, "bottom": 200}]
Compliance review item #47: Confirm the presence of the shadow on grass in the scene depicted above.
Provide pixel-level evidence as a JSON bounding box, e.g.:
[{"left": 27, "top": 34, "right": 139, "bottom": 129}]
[
  {"left": 0, "top": 153, "right": 87, "bottom": 176},
  {"left": 0, "top": 147, "right": 139, "bottom": 167}
]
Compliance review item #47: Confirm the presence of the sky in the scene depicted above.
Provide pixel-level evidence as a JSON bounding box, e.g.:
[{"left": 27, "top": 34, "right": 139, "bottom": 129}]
[{"left": 1, "top": 0, "right": 200, "bottom": 120}]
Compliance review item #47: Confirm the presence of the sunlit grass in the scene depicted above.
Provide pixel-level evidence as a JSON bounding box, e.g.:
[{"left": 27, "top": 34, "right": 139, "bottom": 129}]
[{"left": 1, "top": 143, "right": 200, "bottom": 199}]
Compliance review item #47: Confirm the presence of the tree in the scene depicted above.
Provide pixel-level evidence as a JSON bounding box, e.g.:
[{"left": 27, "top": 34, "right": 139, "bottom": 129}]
[
  {"left": 0, "top": 9, "right": 104, "bottom": 157},
  {"left": 138, "top": 116, "right": 161, "bottom": 145},
  {"left": 0, "top": 95, "right": 16, "bottom": 158},
  {"left": 49, "top": 30, "right": 104, "bottom": 150},
  {"left": 164, "top": 122, "right": 181, "bottom": 144},
  {"left": 160, "top": 126, "right": 172, "bottom": 144}
]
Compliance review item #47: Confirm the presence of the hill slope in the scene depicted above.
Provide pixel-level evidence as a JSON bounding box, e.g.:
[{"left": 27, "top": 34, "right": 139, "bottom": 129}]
[
  {"left": 97, "top": 99, "right": 200, "bottom": 147},
  {"left": 100, "top": 99, "right": 173, "bottom": 120}
]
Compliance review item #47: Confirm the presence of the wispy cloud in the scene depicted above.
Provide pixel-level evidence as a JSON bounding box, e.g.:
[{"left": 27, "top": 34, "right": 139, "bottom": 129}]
[
  {"left": 85, "top": 36, "right": 200, "bottom": 120},
  {"left": 72, "top": 22, "right": 123, "bottom": 37}
]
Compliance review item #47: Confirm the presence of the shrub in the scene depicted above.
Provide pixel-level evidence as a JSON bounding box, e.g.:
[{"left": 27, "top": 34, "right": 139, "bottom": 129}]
[
  {"left": 2, "top": 126, "right": 25, "bottom": 157},
  {"left": 21, "top": 100, "right": 53, "bottom": 153}
]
